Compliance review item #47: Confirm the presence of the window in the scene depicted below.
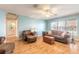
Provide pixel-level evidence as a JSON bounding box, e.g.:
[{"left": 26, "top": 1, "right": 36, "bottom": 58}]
[
  {"left": 58, "top": 21, "right": 65, "bottom": 31},
  {"left": 51, "top": 21, "right": 58, "bottom": 30},
  {"left": 50, "top": 19, "right": 77, "bottom": 37}
]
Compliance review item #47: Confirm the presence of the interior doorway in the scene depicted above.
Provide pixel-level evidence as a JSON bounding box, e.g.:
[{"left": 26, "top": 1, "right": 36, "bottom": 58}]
[{"left": 6, "top": 13, "right": 18, "bottom": 37}]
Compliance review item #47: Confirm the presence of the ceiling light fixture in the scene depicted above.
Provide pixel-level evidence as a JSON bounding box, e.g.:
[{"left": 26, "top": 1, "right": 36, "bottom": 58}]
[{"left": 33, "top": 4, "right": 58, "bottom": 17}]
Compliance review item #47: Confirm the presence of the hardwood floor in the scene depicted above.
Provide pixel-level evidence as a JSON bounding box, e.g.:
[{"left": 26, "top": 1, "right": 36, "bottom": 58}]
[{"left": 6, "top": 36, "right": 79, "bottom": 54}]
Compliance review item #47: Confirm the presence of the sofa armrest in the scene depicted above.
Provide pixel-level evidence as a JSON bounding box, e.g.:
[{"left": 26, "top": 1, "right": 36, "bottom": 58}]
[
  {"left": 42, "top": 32, "right": 48, "bottom": 36},
  {"left": 0, "top": 49, "right": 5, "bottom": 54}
]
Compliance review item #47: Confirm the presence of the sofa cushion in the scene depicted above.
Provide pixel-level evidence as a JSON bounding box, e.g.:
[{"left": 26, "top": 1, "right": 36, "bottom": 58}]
[
  {"left": 54, "top": 35, "right": 64, "bottom": 39},
  {"left": 56, "top": 31, "right": 62, "bottom": 36},
  {"left": 51, "top": 30, "right": 58, "bottom": 35}
]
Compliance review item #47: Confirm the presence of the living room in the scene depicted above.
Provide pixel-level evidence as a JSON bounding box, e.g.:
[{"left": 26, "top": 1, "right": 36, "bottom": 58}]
[{"left": 0, "top": 4, "right": 79, "bottom": 54}]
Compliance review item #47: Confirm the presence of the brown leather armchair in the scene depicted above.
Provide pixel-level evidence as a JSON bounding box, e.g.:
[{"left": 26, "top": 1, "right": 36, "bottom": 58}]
[{"left": 21, "top": 30, "right": 37, "bottom": 43}]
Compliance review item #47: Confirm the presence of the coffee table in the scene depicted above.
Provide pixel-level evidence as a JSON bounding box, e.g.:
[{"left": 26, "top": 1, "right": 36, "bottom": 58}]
[{"left": 43, "top": 36, "right": 55, "bottom": 45}]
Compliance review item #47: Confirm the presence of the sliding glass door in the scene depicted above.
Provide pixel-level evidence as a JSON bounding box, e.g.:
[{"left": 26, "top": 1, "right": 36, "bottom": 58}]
[{"left": 66, "top": 19, "right": 77, "bottom": 37}]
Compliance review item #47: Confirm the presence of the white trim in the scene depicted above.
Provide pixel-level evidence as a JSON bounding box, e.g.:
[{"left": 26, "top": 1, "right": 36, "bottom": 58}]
[{"left": 16, "top": 19, "right": 18, "bottom": 37}]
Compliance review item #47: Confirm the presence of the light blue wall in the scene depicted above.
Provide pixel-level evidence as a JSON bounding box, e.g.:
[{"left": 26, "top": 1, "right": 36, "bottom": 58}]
[
  {"left": 0, "top": 10, "right": 6, "bottom": 36},
  {"left": 44, "top": 20, "right": 50, "bottom": 31},
  {"left": 18, "top": 16, "right": 46, "bottom": 36},
  {"left": 45, "top": 14, "right": 79, "bottom": 36}
]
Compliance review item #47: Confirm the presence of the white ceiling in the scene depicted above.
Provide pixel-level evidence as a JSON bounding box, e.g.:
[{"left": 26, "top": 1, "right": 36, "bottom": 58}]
[{"left": 0, "top": 4, "right": 79, "bottom": 20}]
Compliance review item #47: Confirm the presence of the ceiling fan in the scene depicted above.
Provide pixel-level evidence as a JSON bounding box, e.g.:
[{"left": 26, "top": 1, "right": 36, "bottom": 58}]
[{"left": 32, "top": 4, "right": 57, "bottom": 17}]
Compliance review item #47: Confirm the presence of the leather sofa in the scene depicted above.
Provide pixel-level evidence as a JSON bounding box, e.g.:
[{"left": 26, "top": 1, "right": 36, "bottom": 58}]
[
  {"left": 42, "top": 30, "right": 70, "bottom": 44},
  {"left": 0, "top": 42, "right": 15, "bottom": 54},
  {"left": 0, "top": 37, "right": 5, "bottom": 44},
  {"left": 21, "top": 30, "right": 37, "bottom": 43}
]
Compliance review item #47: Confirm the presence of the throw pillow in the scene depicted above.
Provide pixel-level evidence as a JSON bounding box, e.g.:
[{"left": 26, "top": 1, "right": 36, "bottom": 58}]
[
  {"left": 48, "top": 31, "right": 52, "bottom": 35},
  {"left": 61, "top": 32, "right": 66, "bottom": 37}
]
